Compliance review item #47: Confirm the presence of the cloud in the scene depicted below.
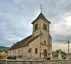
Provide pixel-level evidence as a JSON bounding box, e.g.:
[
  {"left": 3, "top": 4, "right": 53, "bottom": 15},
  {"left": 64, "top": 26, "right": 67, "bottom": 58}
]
[{"left": 51, "top": 13, "right": 71, "bottom": 43}]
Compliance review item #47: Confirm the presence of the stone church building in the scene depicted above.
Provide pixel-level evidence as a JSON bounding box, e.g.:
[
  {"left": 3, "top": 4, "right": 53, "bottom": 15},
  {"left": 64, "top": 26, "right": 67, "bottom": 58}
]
[{"left": 8, "top": 12, "right": 52, "bottom": 59}]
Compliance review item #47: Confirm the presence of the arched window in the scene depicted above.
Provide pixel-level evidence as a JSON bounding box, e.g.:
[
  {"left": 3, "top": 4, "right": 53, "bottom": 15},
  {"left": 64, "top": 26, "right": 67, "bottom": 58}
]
[
  {"left": 44, "top": 41, "right": 46, "bottom": 45},
  {"left": 35, "top": 48, "right": 38, "bottom": 54},
  {"left": 28, "top": 48, "right": 31, "bottom": 53},
  {"left": 43, "top": 24, "right": 47, "bottom": 30},
  {"left": 34, "top": 24, "right": 38, "bottom": 31}
]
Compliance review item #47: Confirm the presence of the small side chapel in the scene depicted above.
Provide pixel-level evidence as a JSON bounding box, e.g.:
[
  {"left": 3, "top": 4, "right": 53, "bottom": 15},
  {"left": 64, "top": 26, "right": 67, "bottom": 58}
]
[{"left": 8, "top": 12, "right": 52, "bottom": 59}]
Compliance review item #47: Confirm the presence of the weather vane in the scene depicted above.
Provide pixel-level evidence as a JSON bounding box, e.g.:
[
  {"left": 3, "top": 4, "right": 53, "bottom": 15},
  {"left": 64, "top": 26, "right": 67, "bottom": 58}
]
[{"left": 40, "top": 4, "right": 42, "bottom": 12}]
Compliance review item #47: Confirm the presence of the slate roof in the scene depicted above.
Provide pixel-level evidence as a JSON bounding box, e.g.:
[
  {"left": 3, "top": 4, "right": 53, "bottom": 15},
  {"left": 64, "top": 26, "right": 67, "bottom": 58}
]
[
  {"left": 9, "top": 34, "right": 40, "bottom": 50},
  {"left": 32, "top": 12, "right": 51, "bottom": 24}
]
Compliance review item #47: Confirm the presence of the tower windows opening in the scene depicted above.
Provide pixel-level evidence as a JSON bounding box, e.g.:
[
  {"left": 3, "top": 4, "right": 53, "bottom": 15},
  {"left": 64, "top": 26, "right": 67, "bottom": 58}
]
[
  {"left": 35, "top": 48, "right": 38, "bottom": 54},
  {"left": 34, "top": 24, "right": 38, "bottom": 31},
  {"left": 43, "top": 24, "right": 47, "bottom": 30}
]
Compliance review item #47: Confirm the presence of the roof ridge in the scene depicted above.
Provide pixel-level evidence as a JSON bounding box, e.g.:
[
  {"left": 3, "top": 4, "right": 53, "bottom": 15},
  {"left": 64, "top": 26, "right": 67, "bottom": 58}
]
[
  {"left": 8, "top": 35, "right": 32, "bottom": 50},
  {"left": 8, "top": 34, "right": 40, "bottom": 50}
]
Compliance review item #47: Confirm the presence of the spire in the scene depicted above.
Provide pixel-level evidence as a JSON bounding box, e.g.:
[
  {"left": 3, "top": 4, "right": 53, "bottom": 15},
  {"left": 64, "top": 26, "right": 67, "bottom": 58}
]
[
  {"left": 40, "top": 4, "right": 42, "bottom": 13},
  {"left": 32, "top": 5, "right": 51, "bottom": 24},
  {"left": 32, "top": 13, "right": 51, "bottom": 24}
]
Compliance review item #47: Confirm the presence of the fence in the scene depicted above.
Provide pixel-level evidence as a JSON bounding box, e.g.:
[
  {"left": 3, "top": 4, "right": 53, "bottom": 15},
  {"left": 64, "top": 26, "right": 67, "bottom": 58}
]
[{"left": 0, "top": 59, "right": 71, "bottom": 64}]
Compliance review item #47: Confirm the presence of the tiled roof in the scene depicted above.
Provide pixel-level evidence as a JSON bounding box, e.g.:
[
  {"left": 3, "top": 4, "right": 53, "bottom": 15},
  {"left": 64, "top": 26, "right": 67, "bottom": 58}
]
[
  {"left": 9, "top": 34, "right": 40, "bottom": 50},
  {"left": 9, "top": 35, "right": 32, "bottom": 50},
  {"left": 32, "top": 12, "right": 51, "bottom": 24}
]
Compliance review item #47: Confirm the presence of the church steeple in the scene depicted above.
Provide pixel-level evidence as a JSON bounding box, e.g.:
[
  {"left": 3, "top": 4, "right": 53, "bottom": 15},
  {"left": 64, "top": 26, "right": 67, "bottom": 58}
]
[
  {"left": 32, "top": 13, "right": 51, "bottom": 24},
  {"left": 32, "top": 12, "right": 51, "bottom": 37},
  {"left": 32, "top": 4, "right": 51, "bottom": 24}
]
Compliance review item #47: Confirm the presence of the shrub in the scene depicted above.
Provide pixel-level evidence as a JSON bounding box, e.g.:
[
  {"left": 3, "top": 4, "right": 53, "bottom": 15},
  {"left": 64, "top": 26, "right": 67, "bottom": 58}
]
[
  {"left": 47, "top": 57, "right": 51, "bottom": 60},
  {"left": 7, "top": 56, "right": 16, "bottom": 59}
]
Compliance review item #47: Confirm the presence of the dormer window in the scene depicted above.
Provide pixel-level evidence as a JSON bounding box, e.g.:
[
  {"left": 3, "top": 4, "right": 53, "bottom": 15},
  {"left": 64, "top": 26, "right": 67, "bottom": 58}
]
[
  {"left": 43, "top": 24, "right": 47, "bottom": 30},
  {"left": 34, "top": 24, "right": 38, "bottom": 31}
]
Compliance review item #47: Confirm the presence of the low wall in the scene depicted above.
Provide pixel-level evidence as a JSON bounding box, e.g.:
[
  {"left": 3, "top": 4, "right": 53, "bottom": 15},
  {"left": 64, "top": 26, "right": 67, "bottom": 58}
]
[
  {"left": 46, "top": 60, "right": 71, "bottom": 64},
  {"left": 0, "top": 59, "right": 71, "bottom": 64},
  {"left": 0, "top": 60, "right": 44, "bottom": 64}
]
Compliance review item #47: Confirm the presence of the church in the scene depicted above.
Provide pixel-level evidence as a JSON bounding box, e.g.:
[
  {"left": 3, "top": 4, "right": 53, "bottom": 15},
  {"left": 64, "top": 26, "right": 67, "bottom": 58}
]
[{"left": 8, "top": 12, "right": 52, "bottom": 59}]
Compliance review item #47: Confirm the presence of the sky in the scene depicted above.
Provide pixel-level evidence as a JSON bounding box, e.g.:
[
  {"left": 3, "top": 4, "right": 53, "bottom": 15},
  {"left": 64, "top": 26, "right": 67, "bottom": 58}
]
[{"left": 0, "top": 0, "right": 71, "bottom": 52}]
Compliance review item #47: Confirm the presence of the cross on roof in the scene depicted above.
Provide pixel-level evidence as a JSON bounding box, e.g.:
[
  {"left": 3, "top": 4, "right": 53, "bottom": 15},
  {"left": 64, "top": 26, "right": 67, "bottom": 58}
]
[{"left": 40, "top": 4, "right": 42, "bottom": 12}]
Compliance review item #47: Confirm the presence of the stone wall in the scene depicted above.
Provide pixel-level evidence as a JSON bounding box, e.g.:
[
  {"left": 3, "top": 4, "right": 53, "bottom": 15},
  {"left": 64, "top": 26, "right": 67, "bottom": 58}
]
[
  {"left": 0, "top": 59, "right": 71, "bottom": 64},
  {"left": 45, "top": 60, "right": 71, "bottom": 64}
]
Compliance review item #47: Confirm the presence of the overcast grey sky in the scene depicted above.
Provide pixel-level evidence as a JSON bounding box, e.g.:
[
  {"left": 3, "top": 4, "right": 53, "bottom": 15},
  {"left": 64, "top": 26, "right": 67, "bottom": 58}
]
[{"left": 0, "top": 0, "right": 71, "bottom": 52}]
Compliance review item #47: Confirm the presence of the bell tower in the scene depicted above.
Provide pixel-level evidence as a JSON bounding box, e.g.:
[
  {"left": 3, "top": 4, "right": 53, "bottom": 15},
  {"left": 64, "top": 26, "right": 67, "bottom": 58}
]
[
  {"left": 32, "top": 12, "right": 51, "bottom": 36},
  {"left": 32, "top": 12, "right": 52, "bottom": 59}
]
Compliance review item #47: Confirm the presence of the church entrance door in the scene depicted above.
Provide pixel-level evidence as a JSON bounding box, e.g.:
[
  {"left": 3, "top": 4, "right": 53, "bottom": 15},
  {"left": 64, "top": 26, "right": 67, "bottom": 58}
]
[{"left": 43, "top": 49, "right": 47, "bottom": 59}]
